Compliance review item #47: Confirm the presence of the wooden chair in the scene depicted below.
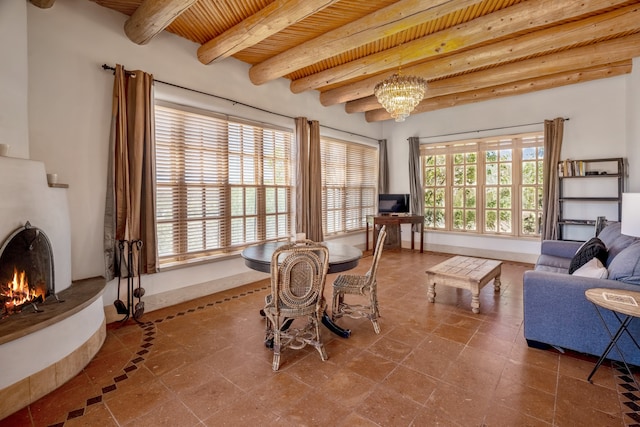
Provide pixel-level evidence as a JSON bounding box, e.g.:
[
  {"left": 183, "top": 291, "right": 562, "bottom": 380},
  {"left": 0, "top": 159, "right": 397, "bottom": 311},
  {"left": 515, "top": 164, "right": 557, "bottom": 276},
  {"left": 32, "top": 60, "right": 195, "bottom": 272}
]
[
  {"left": 331, "top": 225, "right": 387, "bottom": 334},
  {"left": 263, "top": 240, "right": 329, "bottom": 371}
]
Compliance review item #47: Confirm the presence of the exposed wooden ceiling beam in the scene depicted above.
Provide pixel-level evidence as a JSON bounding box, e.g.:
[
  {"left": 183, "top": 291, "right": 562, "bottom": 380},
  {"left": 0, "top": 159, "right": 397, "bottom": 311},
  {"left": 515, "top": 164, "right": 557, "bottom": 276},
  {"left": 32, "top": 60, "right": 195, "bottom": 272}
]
[
  {"left": 248, "top": 0, "right": 485, "bottom": 85},
  {"left": 124, "top": 0, "right": 197, "bottom": 45},
  {"left": 349, "top": 32, "right": 640, "bottom": 114},
  {"left": 319, "top": 4, "right": 640, "bottom": 107},
  {"left": 29, "top": 0, "right": 55, "bottom": 8},
  {"left": 366, "top": 61, "right": 633, "bottom": 122},
  {"left": 289, "top": 0, "right": 632, "bottom": 94},
  {"left": 198, "top": 0, "right": 340, "bottom": 65}
]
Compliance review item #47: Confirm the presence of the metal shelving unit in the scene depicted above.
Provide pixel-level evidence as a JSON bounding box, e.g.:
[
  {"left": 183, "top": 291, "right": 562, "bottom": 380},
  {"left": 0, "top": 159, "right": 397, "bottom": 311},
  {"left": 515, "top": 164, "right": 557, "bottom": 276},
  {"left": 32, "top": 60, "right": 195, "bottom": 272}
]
[{"left": 557, "top": 157, "right": 624, "bottom": 241}]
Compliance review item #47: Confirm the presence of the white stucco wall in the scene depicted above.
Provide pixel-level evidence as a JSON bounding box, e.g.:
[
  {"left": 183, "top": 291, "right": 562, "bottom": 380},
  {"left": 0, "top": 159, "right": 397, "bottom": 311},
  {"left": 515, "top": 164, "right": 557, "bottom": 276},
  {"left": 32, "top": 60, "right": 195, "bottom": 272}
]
[{"left": 0, "top": 1, "right": 29, "bottom": 158}]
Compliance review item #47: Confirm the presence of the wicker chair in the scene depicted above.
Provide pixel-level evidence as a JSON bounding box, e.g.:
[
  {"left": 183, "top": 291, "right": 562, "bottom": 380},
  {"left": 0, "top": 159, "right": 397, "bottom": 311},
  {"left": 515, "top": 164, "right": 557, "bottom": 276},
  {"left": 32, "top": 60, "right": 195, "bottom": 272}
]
[
  {"left": 263, "top": 240, "right": 329, "bottom": 371},
  {"left": 331, "top": 225, "right": 387, "bottom": 334}
]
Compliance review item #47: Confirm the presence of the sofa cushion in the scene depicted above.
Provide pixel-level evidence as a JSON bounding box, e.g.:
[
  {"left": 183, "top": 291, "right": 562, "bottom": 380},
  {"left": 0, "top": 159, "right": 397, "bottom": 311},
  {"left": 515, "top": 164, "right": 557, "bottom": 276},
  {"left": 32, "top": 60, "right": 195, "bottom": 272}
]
[
  {"left": 607, "top": 242, "right": 640, "bottom": 285},
  {"left": 597, "top": 222, "right": 620, "bottom": 247},
  {"left": 597, "top": 222, "right": 639, "bottom": 265},
  {"left": 568, "top": 237, "right": 608, "bottom": 274},
  {"left": 571, "top": 257, "right": 608, "bottom": 279}
]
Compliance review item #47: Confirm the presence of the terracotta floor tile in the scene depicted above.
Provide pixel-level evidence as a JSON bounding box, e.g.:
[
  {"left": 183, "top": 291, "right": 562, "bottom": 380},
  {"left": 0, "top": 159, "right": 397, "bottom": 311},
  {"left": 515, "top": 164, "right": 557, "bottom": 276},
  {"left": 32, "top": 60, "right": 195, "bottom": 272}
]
[
  {"left": 317, "top": 367, "right": 376, "bottom": 409},
  {"left": 105, "top": 379, "right": 174, "bottom": 425},
  {"left": 418, "top": 381, "right": 491, "bottom": 426},
  {"left": 492, "top": 376, "right": 556, "bottom": 423},
  {"left": 356, "top": 386, "right": 423, "bottom": 426},
  {"left": 402, "top": 333, "right": 465, "bottom": 379},
  {"left": 122, "top": 399, "right": 200, "bottom": 427},
  {"left": 5, "top": 253, "right": 640, "bottom": 426},
  {"left": 380, "top": 365, "right": 439, "bottom": 405},
  {"left": 343, "top": 350, "right": 397, "bottom": 383}
]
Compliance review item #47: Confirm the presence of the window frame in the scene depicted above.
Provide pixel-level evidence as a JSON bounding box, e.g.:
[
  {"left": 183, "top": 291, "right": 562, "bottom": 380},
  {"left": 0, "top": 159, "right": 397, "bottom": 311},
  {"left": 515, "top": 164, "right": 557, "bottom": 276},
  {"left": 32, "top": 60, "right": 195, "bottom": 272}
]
[{"left": 421, "top": 132, "right": 544, "bottom": 238}]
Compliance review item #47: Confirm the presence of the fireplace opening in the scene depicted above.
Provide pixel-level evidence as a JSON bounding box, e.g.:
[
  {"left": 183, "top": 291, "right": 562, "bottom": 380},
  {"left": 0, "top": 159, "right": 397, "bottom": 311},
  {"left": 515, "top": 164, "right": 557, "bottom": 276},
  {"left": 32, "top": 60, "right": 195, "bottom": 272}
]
[{"left": 0, "top": 221, "right": 55, "bottom": 318}]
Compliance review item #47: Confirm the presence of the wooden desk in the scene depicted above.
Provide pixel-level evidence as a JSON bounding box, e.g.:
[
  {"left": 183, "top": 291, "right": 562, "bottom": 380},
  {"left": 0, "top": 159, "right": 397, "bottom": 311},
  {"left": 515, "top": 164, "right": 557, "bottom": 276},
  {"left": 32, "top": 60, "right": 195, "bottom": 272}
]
[{"left": 366, "top": 215, "right": 424, "bottom": 253}]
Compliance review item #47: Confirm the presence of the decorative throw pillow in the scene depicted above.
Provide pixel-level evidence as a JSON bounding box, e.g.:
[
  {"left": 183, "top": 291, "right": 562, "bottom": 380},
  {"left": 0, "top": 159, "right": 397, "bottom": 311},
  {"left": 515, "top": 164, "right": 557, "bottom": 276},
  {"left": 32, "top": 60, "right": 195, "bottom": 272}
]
[
  {"left": 568, "top": 237, "right": 608, "bottom": 274},
  {"left": 607, "top": 242, "right": 640, "bottom": 285},
  {"left": 571, "top": 257, "right": 608, "bottom": 279}
]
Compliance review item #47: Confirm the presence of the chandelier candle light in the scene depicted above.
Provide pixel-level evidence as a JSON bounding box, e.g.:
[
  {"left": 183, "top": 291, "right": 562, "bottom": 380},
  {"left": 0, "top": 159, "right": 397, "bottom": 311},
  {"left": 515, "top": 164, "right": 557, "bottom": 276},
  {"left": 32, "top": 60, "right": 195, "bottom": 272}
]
[{"left": 374, "top": 72, "right": 427, "bottom": 122}]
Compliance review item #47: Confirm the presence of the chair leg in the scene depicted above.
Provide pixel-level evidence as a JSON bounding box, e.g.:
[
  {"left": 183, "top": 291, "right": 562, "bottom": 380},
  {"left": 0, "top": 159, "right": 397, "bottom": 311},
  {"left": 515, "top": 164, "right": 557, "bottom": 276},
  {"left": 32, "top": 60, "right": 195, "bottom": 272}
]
[
  {"left": 331, "top": 291, "right": 343, "bottom": 321},
  {"left": 312, "top": 315, "right": 328, "bottom": 361},
  {"left": 272, "top": 317, "right": 282, "bottom": 371},
  {"left": 370, "top": 291, "right": 380, "bottom": 334}
]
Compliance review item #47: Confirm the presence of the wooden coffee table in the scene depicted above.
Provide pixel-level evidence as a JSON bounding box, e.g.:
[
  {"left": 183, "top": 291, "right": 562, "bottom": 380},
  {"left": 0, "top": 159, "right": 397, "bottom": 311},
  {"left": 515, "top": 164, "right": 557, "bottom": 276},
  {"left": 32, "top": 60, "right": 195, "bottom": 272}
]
[{"left": 426, "top": 255, "right": 502, "bottom": 314}]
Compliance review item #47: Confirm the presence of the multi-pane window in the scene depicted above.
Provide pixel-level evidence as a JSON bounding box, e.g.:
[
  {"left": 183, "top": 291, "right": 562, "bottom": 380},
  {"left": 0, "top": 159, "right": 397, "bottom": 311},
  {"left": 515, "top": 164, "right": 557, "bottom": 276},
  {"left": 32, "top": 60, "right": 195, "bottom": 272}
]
[
  {"left": 155, "top": 103, "right": 294, "bottom": 266},
  {"left": 421, "top": 133, "right": 544, "bottom": 237},
  {"left": 321, "top": 137, "right": 377, "bottom": 235}
]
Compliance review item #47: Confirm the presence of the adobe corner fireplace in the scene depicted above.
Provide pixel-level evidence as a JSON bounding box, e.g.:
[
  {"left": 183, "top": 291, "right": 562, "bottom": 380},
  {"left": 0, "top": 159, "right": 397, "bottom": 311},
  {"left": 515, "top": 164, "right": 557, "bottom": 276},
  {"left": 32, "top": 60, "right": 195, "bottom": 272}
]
[
  {"left": 0, "top": 221, "right": 56, "bottom": 317},
  {"left": 0, "top": 156, "right": 106, "bottom": 420}
]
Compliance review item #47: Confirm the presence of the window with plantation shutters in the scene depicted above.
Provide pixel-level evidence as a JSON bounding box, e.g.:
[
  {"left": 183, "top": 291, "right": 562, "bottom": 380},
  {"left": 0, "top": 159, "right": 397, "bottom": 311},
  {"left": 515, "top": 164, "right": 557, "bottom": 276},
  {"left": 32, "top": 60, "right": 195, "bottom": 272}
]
[
  {"left": 321, "top": 137, "right": 377, "bottom": 235},
  {"left": 421, "top": 132, "right": 544, "bottom": 238},
  {"left": 155, "top": 103, "right": 294, "bottom": 266}
]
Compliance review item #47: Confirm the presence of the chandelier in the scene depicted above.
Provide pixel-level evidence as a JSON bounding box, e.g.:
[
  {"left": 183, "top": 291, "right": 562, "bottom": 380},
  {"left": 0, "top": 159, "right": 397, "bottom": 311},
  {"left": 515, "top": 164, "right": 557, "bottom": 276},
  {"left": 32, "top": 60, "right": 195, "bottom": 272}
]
[{"left": 374, "top": 72, "right": 427, "bottom": 122}]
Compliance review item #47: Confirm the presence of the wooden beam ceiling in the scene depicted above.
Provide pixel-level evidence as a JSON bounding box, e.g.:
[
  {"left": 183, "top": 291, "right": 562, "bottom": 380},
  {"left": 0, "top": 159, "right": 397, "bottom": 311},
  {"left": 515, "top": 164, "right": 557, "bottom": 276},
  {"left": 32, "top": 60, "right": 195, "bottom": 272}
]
[
  {"left": 319, "top": 3, "right": 640, "bottom": 107},
  {"left": 123, "top": 0, "right": 197, "bottom": 45},
  {"left": 197, "top": 0, "right": 341, "bottom": 65},
  {"left": 35, "top": 0, "right": 640, "bottom": 122}
]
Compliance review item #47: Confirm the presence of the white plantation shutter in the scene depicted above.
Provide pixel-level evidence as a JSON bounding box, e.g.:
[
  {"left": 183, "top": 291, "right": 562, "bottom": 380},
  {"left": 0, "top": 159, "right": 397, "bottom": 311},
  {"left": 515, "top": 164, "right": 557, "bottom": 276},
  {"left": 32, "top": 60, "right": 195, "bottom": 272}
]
[
  {"left": 155, "top": 104, "right": 294, "bottom": 266},
  {"left": 321, "top": 137, "right": 377, "bottom": 235}
]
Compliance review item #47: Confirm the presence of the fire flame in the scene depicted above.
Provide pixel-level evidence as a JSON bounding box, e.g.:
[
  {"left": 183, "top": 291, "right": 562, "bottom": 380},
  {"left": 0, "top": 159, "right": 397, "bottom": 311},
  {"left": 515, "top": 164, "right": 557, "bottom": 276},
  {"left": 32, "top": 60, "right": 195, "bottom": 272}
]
[{"left": 2, "top": 267, "right": 44, "bottom": 313}]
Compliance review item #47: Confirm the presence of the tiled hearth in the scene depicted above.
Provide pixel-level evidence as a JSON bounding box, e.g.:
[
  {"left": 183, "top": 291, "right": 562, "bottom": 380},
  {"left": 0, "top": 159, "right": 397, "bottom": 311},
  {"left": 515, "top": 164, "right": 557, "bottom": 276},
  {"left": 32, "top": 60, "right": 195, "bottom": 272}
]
[{"left": 2, "top": 250, "right": 639, "bottom": 426}]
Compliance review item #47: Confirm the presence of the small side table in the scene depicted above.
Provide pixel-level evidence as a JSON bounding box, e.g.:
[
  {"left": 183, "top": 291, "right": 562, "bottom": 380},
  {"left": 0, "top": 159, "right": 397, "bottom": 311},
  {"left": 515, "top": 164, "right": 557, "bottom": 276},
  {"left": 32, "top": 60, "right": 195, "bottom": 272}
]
[{"left": 584, "top": 288, "right": 640, "bottom": 386}]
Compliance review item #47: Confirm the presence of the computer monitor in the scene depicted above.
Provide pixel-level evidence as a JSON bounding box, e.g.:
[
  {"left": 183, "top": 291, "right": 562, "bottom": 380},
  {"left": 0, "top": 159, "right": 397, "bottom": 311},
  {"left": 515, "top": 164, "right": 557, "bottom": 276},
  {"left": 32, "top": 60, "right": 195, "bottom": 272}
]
[{"left": 378, "top": 194, "right": 410, "bottom": 214}]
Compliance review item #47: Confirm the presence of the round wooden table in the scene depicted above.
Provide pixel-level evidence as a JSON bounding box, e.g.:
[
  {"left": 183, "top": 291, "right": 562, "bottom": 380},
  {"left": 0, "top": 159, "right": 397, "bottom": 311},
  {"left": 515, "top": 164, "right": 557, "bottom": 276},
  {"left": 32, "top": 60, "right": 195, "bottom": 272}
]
[
  {"left": 241, "top": 241, "right": 362, "bottom": 274},
  {"left": 241, "top": 240, "right": 362, "bottom": 338}
]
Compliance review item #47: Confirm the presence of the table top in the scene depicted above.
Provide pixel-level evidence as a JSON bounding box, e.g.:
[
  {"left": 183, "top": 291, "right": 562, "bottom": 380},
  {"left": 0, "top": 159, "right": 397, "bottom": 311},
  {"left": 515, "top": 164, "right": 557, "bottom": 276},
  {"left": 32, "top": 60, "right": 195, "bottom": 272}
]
[
  {"left": 241, "top": 241, "right": 362, "bottom": 274},
  {"left": 585, "top": 288, "right": 640, "bottom": 318},
  {"left": 426, "top": 256, "right": 502, "bottom": 280}
]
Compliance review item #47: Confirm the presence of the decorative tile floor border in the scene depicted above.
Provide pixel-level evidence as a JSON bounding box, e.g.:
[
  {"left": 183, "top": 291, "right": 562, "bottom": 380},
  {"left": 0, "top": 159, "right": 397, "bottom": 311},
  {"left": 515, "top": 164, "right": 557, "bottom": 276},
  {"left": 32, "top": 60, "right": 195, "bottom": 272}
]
[{"left": 47, "top": 284, "right": 270, "bottom": 427}]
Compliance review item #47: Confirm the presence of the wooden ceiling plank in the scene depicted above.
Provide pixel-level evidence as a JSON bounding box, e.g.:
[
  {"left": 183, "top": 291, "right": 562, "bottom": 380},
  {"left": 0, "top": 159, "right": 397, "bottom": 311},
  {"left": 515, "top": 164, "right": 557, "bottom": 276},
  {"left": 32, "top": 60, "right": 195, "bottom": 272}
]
[
  {"left": 320, "top": 3, "right": 640, "bottom": 106},
  {"left": 365, "top": 61, "right": 633, "bottom": 122},
  {"left": 197, "top": 0, "right": 341, "bottom": 65},
  {"left": 350, "top": 32, "right": 640, "bottom": 114},
  {"left": 124, "top": 0, "right": 198, "bottom": 45},
  {"left": 29, "top": 0, "right": 55, "bottom": 8},
  {"left": 290, "top": 0, "right": 633, "bottom": 93},
  {"left": 248, "top": 0, "right": 486, "bottom": 85}
]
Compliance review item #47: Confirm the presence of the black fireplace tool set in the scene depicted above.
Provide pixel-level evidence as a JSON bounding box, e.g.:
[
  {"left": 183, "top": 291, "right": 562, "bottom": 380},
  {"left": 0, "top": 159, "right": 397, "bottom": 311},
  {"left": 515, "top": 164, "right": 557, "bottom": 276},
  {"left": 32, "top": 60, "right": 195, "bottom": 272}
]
[{"left": 114, "top": 239, "right": 145, "bottom": 323}]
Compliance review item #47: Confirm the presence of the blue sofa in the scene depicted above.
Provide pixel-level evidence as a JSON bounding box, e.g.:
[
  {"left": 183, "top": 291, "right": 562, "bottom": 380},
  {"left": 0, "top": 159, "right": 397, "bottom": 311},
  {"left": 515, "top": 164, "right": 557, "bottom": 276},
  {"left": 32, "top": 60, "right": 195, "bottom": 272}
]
[{"left": 523, "top": 222, "right": 640, "bottom": 366}]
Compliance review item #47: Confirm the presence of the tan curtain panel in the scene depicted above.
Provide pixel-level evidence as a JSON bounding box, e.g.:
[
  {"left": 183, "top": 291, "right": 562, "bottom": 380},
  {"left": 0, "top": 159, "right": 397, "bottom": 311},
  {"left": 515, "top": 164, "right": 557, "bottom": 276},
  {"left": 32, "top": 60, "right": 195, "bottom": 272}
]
[
  {"left": 408, "top": 136, "right": 424, "bottom": 231},
  {"left": 104, "top": 64, "right": 157, "bottom": 280},
  {"left": 294, "top": 117, "right": 324, "bottom": 242},
  {"left": 541, "top": 117, "right": 565, "bottom": 240},
  {"left": 308, "top": 120, "right": 323, "bottom": 242},
  {"left": 378, "top": 139, "right": 389, "bottom": 194}
]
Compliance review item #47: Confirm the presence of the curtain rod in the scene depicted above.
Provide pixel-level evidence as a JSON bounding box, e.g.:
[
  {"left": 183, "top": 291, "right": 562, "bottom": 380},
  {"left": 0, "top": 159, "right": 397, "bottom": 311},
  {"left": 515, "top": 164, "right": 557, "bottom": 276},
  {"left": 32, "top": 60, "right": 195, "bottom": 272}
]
[
  {"left": 101, "top": 64, "right": 379, "bottom": 142},
  {"left": 414, "top": 118, "right": 570, "bottom": 140}
]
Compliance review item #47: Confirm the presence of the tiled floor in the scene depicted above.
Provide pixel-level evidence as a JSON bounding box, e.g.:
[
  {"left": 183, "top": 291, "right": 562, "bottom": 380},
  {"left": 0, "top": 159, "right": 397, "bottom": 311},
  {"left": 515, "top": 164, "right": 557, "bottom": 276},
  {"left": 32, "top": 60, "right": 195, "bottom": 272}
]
[{"left": 2, "top": 250, "right": 639, "bottom": 426}]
